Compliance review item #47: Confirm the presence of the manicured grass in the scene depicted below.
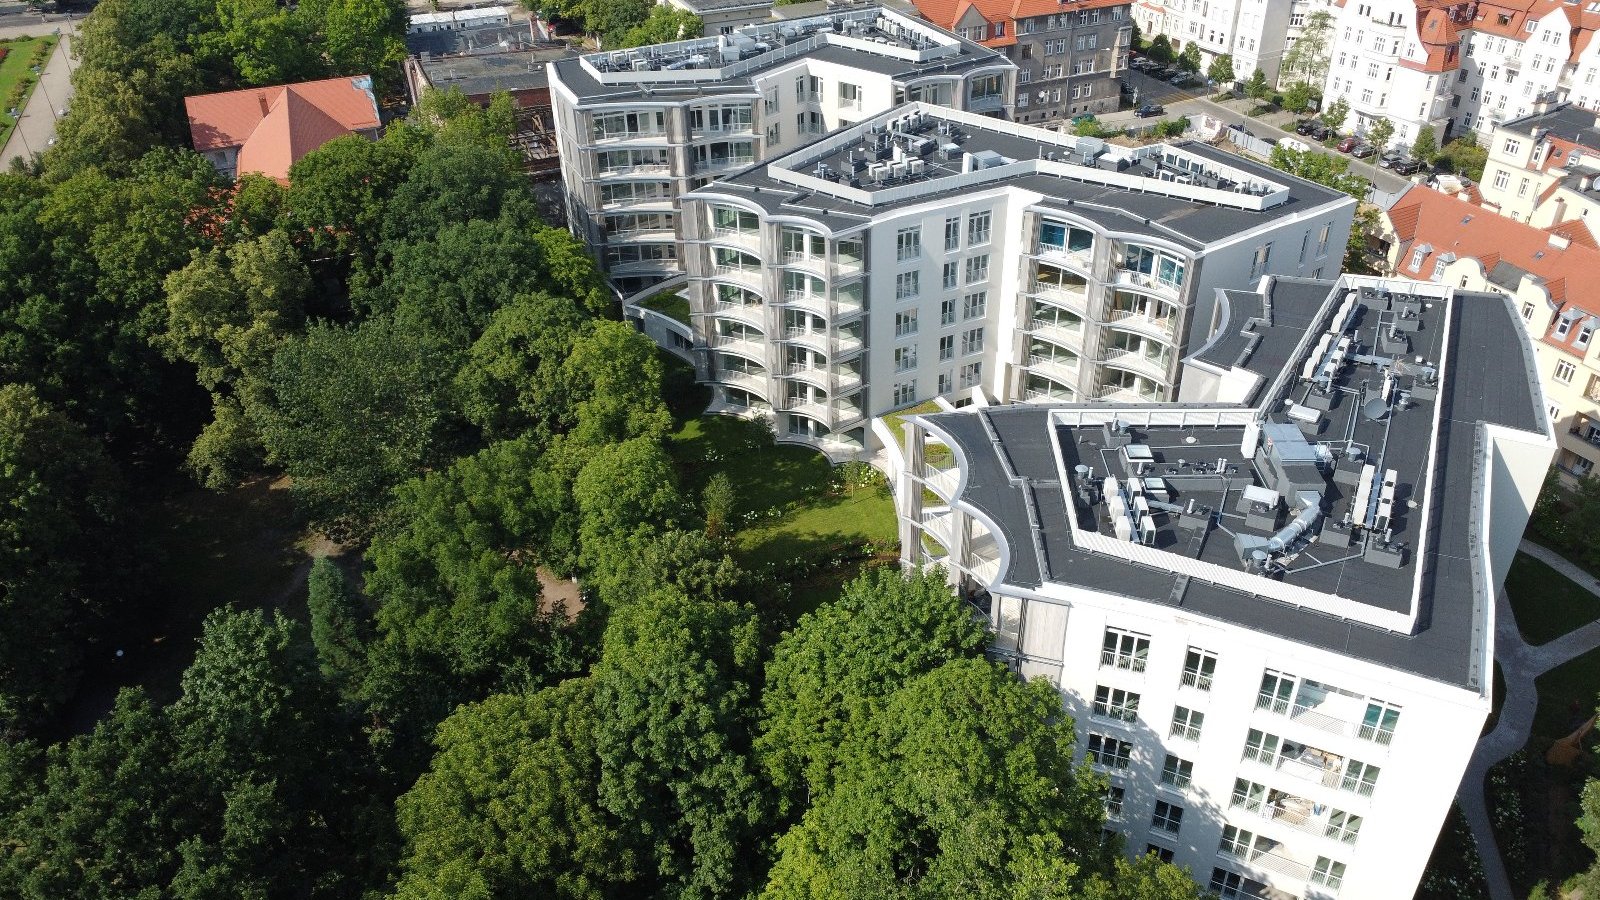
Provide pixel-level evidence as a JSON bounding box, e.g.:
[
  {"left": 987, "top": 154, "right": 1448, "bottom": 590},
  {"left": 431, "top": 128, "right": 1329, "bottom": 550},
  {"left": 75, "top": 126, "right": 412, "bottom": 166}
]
[
  {"left": 639, "top": 288, "right": 691, "bottom": 326},
  {"left": 0, "top": 36, "right": 57, "bottom": 149},
  {"left": 1507, "top": 552, "right": 1600, "bottom": 645},
  {"left": 735, "top": 480, "right": 897, "bottom": 569},
  {"left": 881, "top": 399, "right": 953, "bottom": 466},
  {"left": 669, "top": 416, "right": 832, "bottom": 514},
  {"left": 1416, "top": 802, "right": 1489, "bottom": 900}
]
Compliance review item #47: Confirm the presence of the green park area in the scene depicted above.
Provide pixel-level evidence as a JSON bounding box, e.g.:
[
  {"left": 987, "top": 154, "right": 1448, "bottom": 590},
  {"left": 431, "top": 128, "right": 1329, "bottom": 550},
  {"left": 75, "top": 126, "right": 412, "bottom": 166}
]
[{"left": 0, "top": 35, "right": 58, "bottom": 149}]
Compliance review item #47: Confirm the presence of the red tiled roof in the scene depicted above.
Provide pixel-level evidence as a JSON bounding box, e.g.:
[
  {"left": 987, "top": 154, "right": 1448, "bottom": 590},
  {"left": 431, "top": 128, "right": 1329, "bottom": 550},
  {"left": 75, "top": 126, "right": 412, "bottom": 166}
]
[
  {"left": 1386, "top": 185, "right": 1600, "bottom": 315},
  {"left": 912, "top": 0, "right": 1124, "bottom": 49},
  {"left": 1550, "top": 217, "right": 1600, "bottom": 249},
  {"left": 185, "top": 76, "right": 381, "bottom": 181}
]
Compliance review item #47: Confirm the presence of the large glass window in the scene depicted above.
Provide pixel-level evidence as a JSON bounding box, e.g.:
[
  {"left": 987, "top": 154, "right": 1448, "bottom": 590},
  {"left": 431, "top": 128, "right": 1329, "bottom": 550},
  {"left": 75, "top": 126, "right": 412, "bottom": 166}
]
[
  {"left": 712, "top": 206, "right": 759, "bottom": 232},
  {"left": 592, "top": 110, "right": 665, "bottom": 139}
]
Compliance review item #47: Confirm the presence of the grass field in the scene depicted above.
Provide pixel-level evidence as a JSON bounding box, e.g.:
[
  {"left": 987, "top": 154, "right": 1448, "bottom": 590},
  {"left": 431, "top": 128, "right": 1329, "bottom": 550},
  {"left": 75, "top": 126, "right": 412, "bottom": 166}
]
[
  {"left": 0, "top": 36, "right": 57, "bottom": 149},
  {"left": 1508, "top": 552, "right": 1600, "bottom": 645}
]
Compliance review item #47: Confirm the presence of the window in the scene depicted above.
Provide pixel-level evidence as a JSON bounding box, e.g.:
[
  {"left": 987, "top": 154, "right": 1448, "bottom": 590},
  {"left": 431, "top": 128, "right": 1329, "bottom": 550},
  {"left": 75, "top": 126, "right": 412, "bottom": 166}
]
[
  {"left": 838, "top": 81, "right": 861, "bottom": 110},
  {"left": 896, "top": 271, "right": 920, "bottom": 301},
  {"left": 1231, "top": 778, "right": 1266, "bottom": 813},
  {"left": 895, "top": 311, "right": 918, "bottom": 337},
  {"left": 943, "top": 261, "right": 959, "bottom": 290},
  {"left": 1504, "top": 138, "right": 1523, "bottom": 155},
  {"left": 1557, "top": 360, "right": 1578, "bottom": 384},
  {"left": 1150, "top": 801, "right": 1184, "bottom": 835},
  {"left": 1242, "top": 729, "right": 1281, "bottom": 764},
  {"left": 1219, "top": 825, "right": 1258, "bottom": 857},
  {"left": 1430, "top": 259, "right": 1447, "bottom": 282},
  {"left": 959, "top": 361, "right": 982, "bottom": 388},
  {"left": 1408, "top": 248, "right": 1427, "bottom": 272},
  {"left": 1557, "top": 315, "right": 1576, "bottom": 338},
  {"left": 1492, "top": 168, "right": 1510, "bottom": 190},
  {"left": 1145, "top": 844, "right": 1174, "bottom": 863},
  {"left": 1209, "top": 869, "right": 1266, "bottom": 900},
  {"left": 1103, "top": 784, "right": 1125, "bottom": 819},
  {"left": 1170, "top": 706, "right": 1205, "bottom": 741},
  {"left": 1101, "top": 628, "right": 1150, "bottom": 670},
  {"left": 895, "top": 345, "right": 917, "bottom": 372},
  {"left": 961, "top": 327, "right": 985, "bottom": 355},
  {"left": 1360, "top": 700, "right": 1401, "bottom": 744},
  {"left": 993, "top": 21, "right": 1004, "bottom": 37},
  {"left": 1578, "top": 323, "right": 1595, "bottom": 350},
  {"left": 1248, "top": 242, "right": 1273, "bottom": 279},
  {"left": 1258, "top": 670, "right": 1295, "bottom": 713},
  {"left": 897, "top": 227, "right": 921, "bottom": 261},
  {"left": 940, "top": 299, "right": 957, "bottom": 326},
  {"left": 1521, "top": 301, "right": 1535, "bottom": 321},
  {"left": 1317, "top": 223, "right": 1332, "bottom": 257},
  {"left": 1181, "top": 648, "right": 1216, "bottom": 690},
  {"left": 1519, "top": 176, "right": 1531, "bottom": 198},
  {"left": 1326, "top": 809, "right": 1363, "bottom": 844},
  {"left": 1093, "top": 685, "right": 1140, "bottom": 722},
  {"left": 968, "top": 211, "right": 992, "bottom": 246},
  {"left": 938, "top": 372, "right": 953, "bottom": 394},
  {"left": 945, "top": 217, "right": 961, "bottom": 252},
  {"left": 1160, "top": 754, "right": 1194, "bottom": 789},
  {"left": 965, "top": 254, "right": 990, "bottom": 284},
  {"left": 939, "top": 335, "right": 955, "bottom": 360},
  {"left": 1087, "top": 733, "right": 1132, "bottom": 768},
  {"left": 1312, "top": 858, "right": 1347, "bottom": 890},
  {"left": 893, "top": 380, "right": 916, "bottom": 406},
  {"left": 1341, "top": 760, "right": 1381, "bottom": 796}
]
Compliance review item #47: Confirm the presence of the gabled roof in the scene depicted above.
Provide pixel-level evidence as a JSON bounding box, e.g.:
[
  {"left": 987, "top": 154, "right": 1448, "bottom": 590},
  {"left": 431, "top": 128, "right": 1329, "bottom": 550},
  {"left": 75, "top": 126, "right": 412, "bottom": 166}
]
[
  {"left": 185, "top": 76, "right": 382, "bottom": 181},
  {"left": 1549, "top": 217, "right": 1600, "bottom": 249},
  {"left": 1386, "top": 184, "right": 1600, "bottom": 309},
  {"left": 911, "top": 0, "right": 1123, "bottom": 48}
]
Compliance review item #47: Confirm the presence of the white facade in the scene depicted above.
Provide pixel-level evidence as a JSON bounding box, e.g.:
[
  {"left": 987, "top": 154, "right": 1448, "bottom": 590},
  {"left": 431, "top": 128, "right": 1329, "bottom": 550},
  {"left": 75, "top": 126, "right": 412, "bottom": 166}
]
[
  {"left": 1319, "top": 0, "right": 1456, "bottom": 152},
  {"left": 548, "top": 7, "right": 1016, "bottom": 295},
  {"left": 1133, "top": 0, "right": 1296, "bottom": 84},
  {"left": 677, "top": 104, "right": 1355, "bottom": 458}
]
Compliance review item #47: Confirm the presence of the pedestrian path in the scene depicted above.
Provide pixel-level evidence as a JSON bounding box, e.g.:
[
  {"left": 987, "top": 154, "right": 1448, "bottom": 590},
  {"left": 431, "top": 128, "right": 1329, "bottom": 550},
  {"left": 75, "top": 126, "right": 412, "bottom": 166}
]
[{"left": 1457, "top": 540, "right": 1600, "bottom": 900}]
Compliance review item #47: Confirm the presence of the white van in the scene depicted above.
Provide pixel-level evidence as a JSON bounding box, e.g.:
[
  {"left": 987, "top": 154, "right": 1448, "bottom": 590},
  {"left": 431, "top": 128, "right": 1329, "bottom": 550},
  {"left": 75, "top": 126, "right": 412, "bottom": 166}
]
[{"left": 1279, "top": 137, "right": 1312, "bottom": 154}]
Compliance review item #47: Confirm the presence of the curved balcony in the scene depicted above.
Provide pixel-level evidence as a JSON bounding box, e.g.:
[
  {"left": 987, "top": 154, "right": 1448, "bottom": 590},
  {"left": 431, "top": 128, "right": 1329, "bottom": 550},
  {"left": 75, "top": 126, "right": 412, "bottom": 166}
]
[
  {"left": 1034, "top": 242, "right": 1095, "bottom": 273},
  {"left": 834, "top": 332, "right": 864, "bottom": 358},
  {"left": 1096, "top": 383, "right": 1162, "bottom": 403},
  {"left": 1025, "top": 386, "right": 1077, "bottom": 403},
  {"left": 710, "top": 227, "right": 761, "bottom": 252},
  {"left": 596, "top": 162, "right": 672, "bottom": 179},
  {"left": 784, "top": 397, "right": 832, "bottom": 423},
  {"left": 834, "top": 366, "right": 863, "bottom": 392},
  {"left": 782, "top": 327, "right": 831, "bottom": 353},
  {"left": 717, "top": 369, "right": 769, "bottom": 395},
  {"left": 712, "top": 265, "right": 764, "bottom": 290},
  {"left": 1027, "top": 354, "right": 1081, "bottom": 384},
  {"left": 781, "top": 362, "right": 833, "bottom": 389},
  {"left": 1102, "top": 308, "right": 1178, "bottom": 341},
  {"left": 712, "top": 301, "right": 765, "bottom": 328},
  {"left": 1099, "top": 348, "right": 1173, "bottom": 383},
  {"left": 783, "top": 290, "right": 830, "bottom": 317},
  {"left": 714, "top": 336, "right": 768, "bottom": 362},
  {"left": 1028, "top": 317, "right": 1084, "bottom": 347},
  {"left": 1114, "top": 268, "right": 1182, "bottom": 300},
  {"left": 781, "top": 251, "right": 829, "bottom": 275},
  {"left": 1029, "top": 283, "right": 1091, "bottom": 315}
]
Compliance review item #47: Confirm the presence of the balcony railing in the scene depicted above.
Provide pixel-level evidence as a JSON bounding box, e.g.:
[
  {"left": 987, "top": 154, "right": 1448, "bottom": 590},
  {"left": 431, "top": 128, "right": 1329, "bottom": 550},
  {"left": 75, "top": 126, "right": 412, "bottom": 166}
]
[
  {"left": 783, "top": 291, "right": 829, "bottom": 315},
  {"left": 1096, "top": 384, "right": 1161, "bottom": 403},
  {"left": 968, "top": 93, "right": 1005, "bottom": 112},
  {"left": 1567, "top": 426, "right": 1600, "bottom": 447},
  {"left": 1115, "top": 268, "right": 1182, "bottom": 297},
  {"left": 1036, "top": 242, "right": 1093, "bottom": 270},
  {"left": 1025, "top": 388, "right": 1076, "bottom": 403},
  {"left": 598, "top": 163, "right": 671, "bottom": 176},
  {"left": 1028, "top": 354, "right": 1081, "bottom": 380},
  {"left": 715, "top": 337, "right": 766, "bottom": 361},
  {"left": 712, "top": 300, "right": 764, "bottom": 321},
  {"left": 1102, "top": 308, "right": 1178, "bottom": 338},
  {"left": 713, "top": 265, "right": 763, "bottom": 285},
  {"left": 1099, "top": 651, "right": 1147, "bottom": 672},
  {"left": 1222, "top": 847, "right": 1313, "bottom": 882},
  {"left": 1181, "top": 671, "right": 1213, "bottom": 691},
  {"left": 717, "top": 369, "right": 767, "bottom": 393},
  {"left": 711, "top": 227, "right": 761, "bottom": 249},
  {"left": 1028, "top": 318, "right": 1084, "bottom": 343},
  {"left": 1100, "top": 348, "right": 1172, "bottom": 381},
  {"left": 696, "top": 156, "right": 756, "bottom": 173}
]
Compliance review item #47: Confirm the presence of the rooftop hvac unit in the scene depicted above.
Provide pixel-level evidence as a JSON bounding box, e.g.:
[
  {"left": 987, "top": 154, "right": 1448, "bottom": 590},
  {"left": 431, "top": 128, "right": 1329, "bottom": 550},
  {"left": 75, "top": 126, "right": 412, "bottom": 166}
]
[
  {"left": 632, "top": 58, "right": 651, "bottom": 71},
  {"left": 907, "top": 158, "right": 925, "bottom": 175}
]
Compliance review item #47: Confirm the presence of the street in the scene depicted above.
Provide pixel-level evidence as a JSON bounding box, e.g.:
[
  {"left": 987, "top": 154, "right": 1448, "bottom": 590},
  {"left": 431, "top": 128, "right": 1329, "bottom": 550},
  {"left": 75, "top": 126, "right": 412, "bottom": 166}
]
[
  {"left": 1099, "top": 69, "right": 1416, "bottom": 196},
  {"left": 0, "top": 19, "right": 77, "bottom": 169}
]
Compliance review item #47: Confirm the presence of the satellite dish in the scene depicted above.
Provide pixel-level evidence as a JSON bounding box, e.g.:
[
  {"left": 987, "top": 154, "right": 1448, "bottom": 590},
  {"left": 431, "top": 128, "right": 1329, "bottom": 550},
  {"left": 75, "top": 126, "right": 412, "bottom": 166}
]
[
  {"left": 1074, "top": 464, "right": 1090, "bottom": 478},
  {"left": 1362, "top": 398, "right": 1390, "bottom": 421}
]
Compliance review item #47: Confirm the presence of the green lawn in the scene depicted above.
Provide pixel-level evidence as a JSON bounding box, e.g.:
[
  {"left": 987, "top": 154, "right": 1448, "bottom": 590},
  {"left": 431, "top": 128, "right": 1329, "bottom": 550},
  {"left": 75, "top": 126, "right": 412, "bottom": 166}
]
[
  {"left": 0, "top": 36, "right": 57, "bottom": 149},
  {"left": 881, "top": 399, "right": 953, "bottom": 466},
  {"left": 1507, "top": 552, "right": 1600, "bottom": 645},
  {"left": 639, "top": 288, "right": 691, "bottom": 326}
]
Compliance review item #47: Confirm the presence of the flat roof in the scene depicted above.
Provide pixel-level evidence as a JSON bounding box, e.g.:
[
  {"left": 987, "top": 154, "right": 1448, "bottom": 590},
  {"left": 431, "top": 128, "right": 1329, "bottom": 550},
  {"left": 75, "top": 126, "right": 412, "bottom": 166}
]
[
  {"left": 1502, "top": 102, "right": 1600, "bottom": 154},
  {"left": 693, "top": 104, "right": 1350, "bottom": 246},
  {"left": 917, "top": 277, "right": 1547, "bottom": 688},
  {"left": 406, "top": 23, "right": 543, "bottom": 57},
  {"left": 551, "top": 7, "right": 1008, "bottom": 103},
  {"left": 415, "top": 46, "right": 574, "bottom": 97}
]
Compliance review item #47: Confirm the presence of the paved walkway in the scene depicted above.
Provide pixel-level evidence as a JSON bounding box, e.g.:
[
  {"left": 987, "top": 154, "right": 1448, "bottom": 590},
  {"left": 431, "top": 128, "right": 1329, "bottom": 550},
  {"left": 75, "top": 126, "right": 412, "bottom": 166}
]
[
  {"left": 1457, "top": 540, "right": 1600, "bottom": 900},
  {"left": 0, "top": 22, "right": 76, "bottom": 170}
]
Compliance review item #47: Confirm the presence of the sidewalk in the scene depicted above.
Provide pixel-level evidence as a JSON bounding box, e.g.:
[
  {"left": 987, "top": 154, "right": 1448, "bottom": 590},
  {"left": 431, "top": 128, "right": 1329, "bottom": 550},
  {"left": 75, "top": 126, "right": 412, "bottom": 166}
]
[{"left": 0, "top": 29, "right": 73, "bottom": 169}]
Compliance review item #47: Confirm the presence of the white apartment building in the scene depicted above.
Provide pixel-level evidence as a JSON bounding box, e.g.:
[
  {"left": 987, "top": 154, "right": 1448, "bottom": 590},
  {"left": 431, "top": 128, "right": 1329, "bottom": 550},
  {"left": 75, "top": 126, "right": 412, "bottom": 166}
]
[
  {"left": 674, "top": 103, "right": 1355, "bottom": 458},
  {"left": 895, "top": 274, "right": 1554, "bottom": 898},
  {"left": 1132, "top": 0, "right": 1296, "bottom": 84},
  {"left": 1476, "top": 101, "right": 1600, "bottom": 227},
  {"left": 1318, "top": 0, "right": 1461, "bottom": 152},
  {"left": 547, "top": 7, "right": 1016, "bottom": 296}
]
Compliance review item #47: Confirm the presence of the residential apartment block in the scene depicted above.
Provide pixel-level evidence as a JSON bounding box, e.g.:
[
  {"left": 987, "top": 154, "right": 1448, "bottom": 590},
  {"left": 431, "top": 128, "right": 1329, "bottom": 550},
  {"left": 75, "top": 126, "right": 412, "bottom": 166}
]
[
  {"left": 675, "top": 102, "right": 1355, "bottom": 457},
  {"left": 1383, "top": 183, "right": 1599, "bottom": 485},
  {"left": 895, "top": 273, "right": 1552, "bottom": 898},
  {"left": 1131, "top": 0, "right": 1299, "bottom": 85},
  {"left": 1318, "top": 0, "right": 1461, "bottom": 153},
  {"left": 912, "top": 0, "right": 1132, "bottom": 124},
  {"left": 547, "top": 7, "right": 1016, "bottom": 295},
  {"left": 1476, "top": 101, "right": 1600, "bottom": 227}
]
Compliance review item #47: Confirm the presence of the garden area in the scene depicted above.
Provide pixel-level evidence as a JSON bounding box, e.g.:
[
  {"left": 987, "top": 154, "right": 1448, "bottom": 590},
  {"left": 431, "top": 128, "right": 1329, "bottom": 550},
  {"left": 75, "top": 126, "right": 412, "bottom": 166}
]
[
  {"left": 0, "top": 35, "right": 57, "bottom": 148},
  {"left": 638, "top": 288, "right": 690, "bottom": 326}
]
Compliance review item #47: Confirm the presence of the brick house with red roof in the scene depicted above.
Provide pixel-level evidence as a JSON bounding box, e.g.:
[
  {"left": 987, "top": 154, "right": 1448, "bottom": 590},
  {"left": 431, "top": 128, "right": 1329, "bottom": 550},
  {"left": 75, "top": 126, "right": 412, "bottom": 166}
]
[{"left": 185, "top": 75, "right": 383, "bottom": 183}]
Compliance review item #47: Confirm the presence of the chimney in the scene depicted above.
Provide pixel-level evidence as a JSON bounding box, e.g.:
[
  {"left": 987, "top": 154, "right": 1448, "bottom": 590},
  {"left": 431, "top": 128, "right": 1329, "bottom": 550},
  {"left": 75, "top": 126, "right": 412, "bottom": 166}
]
[
  {"left": 1553, "top": 196, "right": 1568, "bottom": 224},
  {"left": 258, "top": 93, "right": 271, "bottom": 116}
]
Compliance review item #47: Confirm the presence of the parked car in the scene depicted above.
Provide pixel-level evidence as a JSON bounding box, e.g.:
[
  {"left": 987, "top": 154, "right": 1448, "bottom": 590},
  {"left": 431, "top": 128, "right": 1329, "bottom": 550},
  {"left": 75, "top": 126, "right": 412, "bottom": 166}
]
[
  {"left": 1392, "top": 157, "right": 1424, "bottom": 175},
  {"left": 1310, "top": 123, "right": 1332, "bottom": 140},
  {"left": 1295, "top": 119, "right": 1318, "bottom": 135},
  {"left": 1336, "top": 136, "right": 1359, "bottom": 153},
  {"left": 1134, "top": 103, "right": 1165, "bottom": 118},
  {"left": 1119, "top": 79, "right": 1135, "bottom": 96},
  {"left": 1155, "top": 66, "right": 1179, "bottom": 80},
  {"left": 1226, "top": 122, "right": 1254, "bottom": 138},
  {"left": 1351, "top": 143, "right": 1377, "bottom": 159},
  {"left": 1378, "top": 151, "right": 1404, "bottom": 168}
]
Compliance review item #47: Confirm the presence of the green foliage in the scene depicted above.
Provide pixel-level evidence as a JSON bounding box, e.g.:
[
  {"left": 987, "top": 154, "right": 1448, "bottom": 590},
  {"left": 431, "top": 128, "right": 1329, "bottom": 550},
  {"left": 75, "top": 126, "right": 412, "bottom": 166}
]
[
  {"left": 1177, "top": 43, "right": 1201, "bottom": 74},
  {"left": 757, "top": 566, "right": 989, "bottom": 813},
  {"left": 1435, "top": 137, "right": 1489, "bottom": 180},
  {"left": 1413, "top": 124, "right": 1439, "bottom": 160},
  {"left": 562, "top": 320, "right": 674, "bottom": 449},
  {"left": 1283, "top": 80, "right": 1317, "bottom": 114},
  {"left": 392, "top": 680, "right": 638, "bottom": 899},
  {"left": 1268, "top": 145, "right": 1369, "bottom": 200},
  {"left": 1319, "top": 96, "right": 1350, "bottom": 131},
  {"left": 1281, "top": 10, "right": 1334, "bottom": 85},
  {"left": 703, "top": 472, "right": 737, "bottom": 539},
  {"left": 1368, "top": 118, "right": 1396, "bottom": 152},
  {"left": 455, "top": 292, "right": 591, "bottom": 442},
  {"left": 574, "top": 436, "right": 683, "bottom": 568},
  {"left": 594, "top": 590, "right": 768, "bottom": 899},
  {"left": 1157, "top": 117, "right": 1188, "bottom": 138},
  {"left": 307, "top": 557, "right": 371, "bottom": 693},
  {"left": 616, "top": 5, "right": 703, "bottom": 48},
  {"left": 1146, "top": 34, "right": 1174, "bottom": 64},
  {"left": 1206, "top": 53, "right": 1235, "bottom": 85},
  {"left": 1245, "top": 68, "right": 1270, "bottom": 100},
  {"left": 580, "top": 526, "right": 751, "bottom": 613},
  {"left": 0, "top": 383, "right": 126, "bottom": 733},
  {"left": 1531, "top": 472, "right": 1600, "bottom": 571},
  {"left": 1079, "top": 853, "right": 1212, "bottom": 900},
  {"left": 761, "top": 657, "right": 1109, "bottom": 900}
]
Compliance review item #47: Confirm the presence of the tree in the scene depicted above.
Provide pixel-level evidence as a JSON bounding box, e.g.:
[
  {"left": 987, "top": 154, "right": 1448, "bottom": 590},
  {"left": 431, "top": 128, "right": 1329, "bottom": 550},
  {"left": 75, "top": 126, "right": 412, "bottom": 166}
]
[
  {"left": 761, "top": 658, "right": 1112, "bottom": 900},
  {"left": 287, "top": 133, "right": 416, "bottom": 260},
  {"left": 703, "top": 473, "right": 736, "bottom": 540},
  {"left": 209, "top": 0, "right": 324, "bottom": 86},
  {"left": 593, "top": 590, "right": 769, "bottom": 899},
  {"left": 1147, "top": 35, "right": 1174, "bottom": 65},
  {"left": 1281, "top": 10, "right": 1334, "bottom": 87},
  {"left": 1177, "top": 43, "right": 1201, "bottom": 74},
  {"left": 579, "top": 527, "right": 751, "bottom": 614},
  {"left": 1319, "top": 96, "right": 1350, "bottom": 132},
  {"left": 455, "top": 292, "right": 591, "bottom": 442},
  {"left": 1207, "top": 53, "right": 1235, "bottom": 86},
  {"left": 1367, "top": 118, "right": 1396, "bottom": 152},
  {"left": 307, "top": 557, "right": 371, "bottom": 694},
  {"left": 1284, "top": 80, "right": 1317, "bottom": 115},
  {"left": 562, "top": 320, "right": 673, "bottom": 449},
  {"left": 1079, "top": 853, "right": 1212, "bottom": 900},
  {"left": 1267, "top": 146, "right": 1369, "bottom": 200},
  {"left": 391, "top": 680, "right": 640, "bottom": 900},
  {"left": 757, "top": 567, "right": 988, "bottom": 814},
  {"left": 1435, "top": 137, "right": 1488, "bottom": 180},
  {"left": 1412, "top": 124, "right": 1439, "bottom": 161},
  {"left": 379, "top": 138, "right": 528, "bottom": 247},
  {"left": 0, "top": 383, "right": 126, "bottom": 734},
  {"left": 1073, "top": 115, "right": 1105, "bottom": 137},
  {"left": 615, "top": 5, "right": 702, "bottom": 48},
  {"left": 256, "top": 317, "right": 461, "bottom": 533},
  {"left": 317, "top": 0, "right": 407, "bottom": 88},
  {"left": 573, "top": 436, "right": 683, "bottom": 568},
  {"left": 1244, "top": 68, "right": 1270, "bottom": 100}
]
